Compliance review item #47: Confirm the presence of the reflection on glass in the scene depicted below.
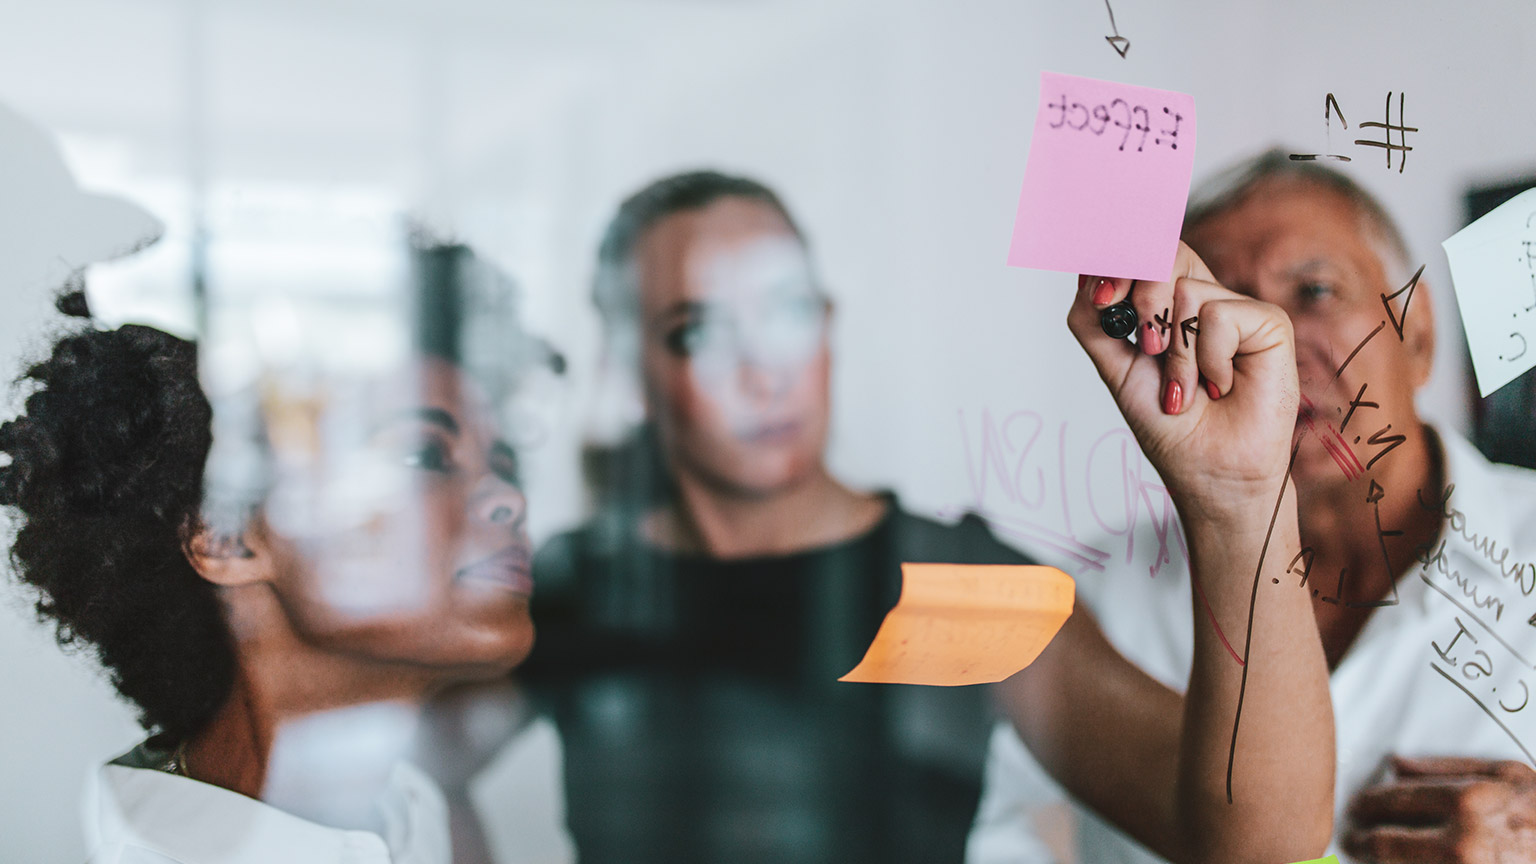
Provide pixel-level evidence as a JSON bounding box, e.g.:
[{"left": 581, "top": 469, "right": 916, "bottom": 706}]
[
  {"left": 522, "top": 171, "right": 1032, "bottom": 864},
  {"left": 0, "top": 233, "right": 570, "bottom": 864}
]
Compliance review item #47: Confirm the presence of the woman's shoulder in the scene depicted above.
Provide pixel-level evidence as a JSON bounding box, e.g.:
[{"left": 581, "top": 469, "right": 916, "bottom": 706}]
[
  {"left": 531, "top": 511, "right": 637, "bottom": 579},
  {"left": 881, "top": 496, "right": 1035, "bottom": 566}
]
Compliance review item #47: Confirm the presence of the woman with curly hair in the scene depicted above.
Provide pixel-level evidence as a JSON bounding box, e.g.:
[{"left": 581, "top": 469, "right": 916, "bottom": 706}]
[{"left": 1, "top": 245, "right": 570, "bottom": 864}]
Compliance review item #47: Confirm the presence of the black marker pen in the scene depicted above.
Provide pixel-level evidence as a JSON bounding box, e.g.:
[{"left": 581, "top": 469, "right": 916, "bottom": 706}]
[{"left": 1099, "top": 301, "right": 1138, "bottom": 339}]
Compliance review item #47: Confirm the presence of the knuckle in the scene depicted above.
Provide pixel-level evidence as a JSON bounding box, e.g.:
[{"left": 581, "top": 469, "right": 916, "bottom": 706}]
[
  {"left": 1457, "top": 785, "right": 1480, "bottom": 817},
  {"left": 1347, "top": 787, "right": 1380, "bottom": 815},
  {"left": 1277, "top": 308, "right": 1296, "bottom": 338},
  {"left": 1200, "top": 300, "right": 1231, "bottom": 330},
  {"left": 1499, "top": 760, "right": 1532, "bottom": 782},
  {"left": 1258, "top": 298, "right": 1294, "bottom": 330},
  {"left": 1460, "top": 781, "right": 1499, "bottom": 817}
]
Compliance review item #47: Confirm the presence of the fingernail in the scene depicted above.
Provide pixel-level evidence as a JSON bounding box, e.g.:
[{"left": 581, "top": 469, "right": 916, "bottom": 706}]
[
  {"left": 1091, "top": 279, "right": 1115, "bottom": 306},
  {"left": 1163, "top": 379, "right": 1182, "bottom": 415},
  {"left": 1205, "top": 379, "right": 1221, "bottom": 401},
  {"left": 1141, "top": 323, "right": 1163, "bottom": 354}
]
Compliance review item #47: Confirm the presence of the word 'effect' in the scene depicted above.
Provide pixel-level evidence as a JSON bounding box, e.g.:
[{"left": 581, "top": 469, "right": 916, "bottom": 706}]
[
  {"left": 1008, "top": 72, "right": 1198, "bottom": 282},
  {"left": 1043, "top": 94, "right": 1184, "bottom": 154}
]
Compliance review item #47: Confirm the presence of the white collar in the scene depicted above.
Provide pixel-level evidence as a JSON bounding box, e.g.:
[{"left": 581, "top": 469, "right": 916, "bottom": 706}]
[{"left": 92, "top": 758, "right": 450, "bottom": 864}]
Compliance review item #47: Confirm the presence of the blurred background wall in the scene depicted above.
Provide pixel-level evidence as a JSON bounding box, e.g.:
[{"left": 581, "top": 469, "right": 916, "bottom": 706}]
[{"left": 0, "top": 1, "right": 1530, "bottom": 859}]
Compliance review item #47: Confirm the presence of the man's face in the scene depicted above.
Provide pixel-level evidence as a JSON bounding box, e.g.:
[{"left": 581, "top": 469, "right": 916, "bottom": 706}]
[{"left": 1184, "top": 181, "right": 1434, "bottom": 491}]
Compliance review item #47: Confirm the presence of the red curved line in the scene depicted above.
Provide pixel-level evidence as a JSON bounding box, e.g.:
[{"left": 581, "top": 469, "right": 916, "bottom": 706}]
[{"left": 1191, "top": 566, "right": 1245, "bottom": 667}]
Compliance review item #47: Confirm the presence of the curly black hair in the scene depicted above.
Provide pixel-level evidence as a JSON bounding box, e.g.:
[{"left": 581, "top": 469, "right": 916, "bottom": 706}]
[{"left": 0, "top": 286, "right": 233, "bottom": 744}]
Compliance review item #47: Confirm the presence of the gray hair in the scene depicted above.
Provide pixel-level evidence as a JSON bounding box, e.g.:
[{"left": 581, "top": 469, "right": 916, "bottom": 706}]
[{"left": 1183, "top": 148, "right": 1412, "bottom": 274}]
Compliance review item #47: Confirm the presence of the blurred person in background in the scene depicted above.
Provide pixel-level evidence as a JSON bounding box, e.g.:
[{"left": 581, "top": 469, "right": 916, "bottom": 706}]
[
  {"left": 521, "top": 170, "right": 1337, "bottom": 864},
  {"left": 970, "top": 151, "right": 1536, "bottom": 864},
  {"left": 522, "top": 170, "right": 1028, "bottom": 863},
  {"left": 0, "top": 242, "right": 572, "bottom": 864}
]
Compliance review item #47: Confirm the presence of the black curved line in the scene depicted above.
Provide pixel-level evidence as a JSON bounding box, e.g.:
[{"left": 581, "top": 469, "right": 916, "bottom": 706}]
[{"left": 1104, "top": 0, "right": 1120, "bottom": 35}]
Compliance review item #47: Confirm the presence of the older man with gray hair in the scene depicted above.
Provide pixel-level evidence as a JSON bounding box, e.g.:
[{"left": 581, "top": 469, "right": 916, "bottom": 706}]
[{"left": 970, "top": 150, "right": 1536, "bottom": 864}]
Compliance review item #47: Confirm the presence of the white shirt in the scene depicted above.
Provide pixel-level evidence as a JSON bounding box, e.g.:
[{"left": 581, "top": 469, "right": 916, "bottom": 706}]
[
  {"left": 85, "top": 716, "right": 575, "bottom": 864},
  {"left": 967, "top": 429, "right": 1536, "bottom": 864}
]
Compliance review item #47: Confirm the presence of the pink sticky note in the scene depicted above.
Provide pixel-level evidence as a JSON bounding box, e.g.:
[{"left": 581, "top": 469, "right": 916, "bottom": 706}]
[{"left": 1007, "top": 72, "right": 1198, "bottom": 283}]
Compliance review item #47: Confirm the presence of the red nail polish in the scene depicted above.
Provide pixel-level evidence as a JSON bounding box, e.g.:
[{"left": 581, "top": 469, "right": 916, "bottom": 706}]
[
  {"left": 1205, "top": 380, "right": 1221, "bottom": 401},
  {"left": 1163, "top": 379, "right": 1182, "bottom": 415},
  {"left": 1142, "top": 323, "right": 1162, "bottom": 354},
  {"left": 1092, "top": 279, "right": 1115, "bottom": 306}
]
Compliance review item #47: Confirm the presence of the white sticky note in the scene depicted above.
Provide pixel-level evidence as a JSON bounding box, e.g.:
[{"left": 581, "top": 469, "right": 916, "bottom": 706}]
[{"left": 1443, "top": 188, "right": 1536, "bottom": 397}]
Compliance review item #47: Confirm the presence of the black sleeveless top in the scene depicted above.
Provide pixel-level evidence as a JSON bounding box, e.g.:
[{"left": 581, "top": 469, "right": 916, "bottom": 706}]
[{"left": 520, "top": 496, "right": 1031, "bottom": 864}]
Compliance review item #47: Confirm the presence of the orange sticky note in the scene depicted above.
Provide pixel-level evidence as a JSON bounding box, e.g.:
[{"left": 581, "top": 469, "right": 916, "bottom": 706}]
[{"left": 840, "top": 564, "right": 1075, "bottom": 686}]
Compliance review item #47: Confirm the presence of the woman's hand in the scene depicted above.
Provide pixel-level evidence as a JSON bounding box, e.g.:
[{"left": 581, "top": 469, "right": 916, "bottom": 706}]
[
  {"left": 1040, "top": 243, "right": 1333, "bottom": 864},
  {"left": 1068, "top": 242, "right": 1299, "bottom": 530}
]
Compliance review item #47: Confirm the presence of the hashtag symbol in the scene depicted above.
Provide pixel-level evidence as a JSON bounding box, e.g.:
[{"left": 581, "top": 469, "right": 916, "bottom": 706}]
[{"left": 1354, "top": 92, "right": 1417, "bottom": 173}]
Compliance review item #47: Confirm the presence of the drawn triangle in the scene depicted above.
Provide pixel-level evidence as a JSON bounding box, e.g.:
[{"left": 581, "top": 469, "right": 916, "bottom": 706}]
[
  {"left": 1366, "top": 479, "right": 1385, "bottom": 504},
  {"left": 1105, "top": 35, "right": 1130, "bottom": 58},
  {"left": 1381, "top": 264, "right": 1426, "bottom": 341}
]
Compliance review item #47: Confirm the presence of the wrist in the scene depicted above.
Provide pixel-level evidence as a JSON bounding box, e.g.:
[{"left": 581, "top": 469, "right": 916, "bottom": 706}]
[
  {"left": 1175, "top": 480, "right": 1291, "bottom": 540},
  {"left": 1178, "top": 480, "right": 1298, "bottom": 562}
]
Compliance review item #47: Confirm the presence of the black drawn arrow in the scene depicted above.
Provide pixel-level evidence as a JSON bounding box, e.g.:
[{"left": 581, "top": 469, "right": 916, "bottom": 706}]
[
  {"left": 1104, "top": 0, "right": 1130, "bottom": 58},
  {"left": 1180, "top": 316, "right": 1199, "bottom": 349}
]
